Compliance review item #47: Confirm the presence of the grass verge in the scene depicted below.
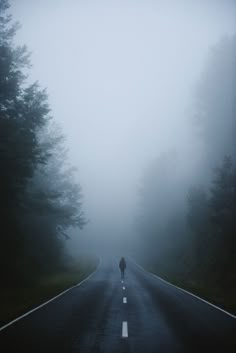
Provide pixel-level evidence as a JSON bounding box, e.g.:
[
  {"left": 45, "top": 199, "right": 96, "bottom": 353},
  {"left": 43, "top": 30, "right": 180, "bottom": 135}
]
[
  {"left": 142, "top": 265, "right": 236, "bottom": 316},
  {"left": 0, "top": 254, "right": 99, "bottom": 328}
]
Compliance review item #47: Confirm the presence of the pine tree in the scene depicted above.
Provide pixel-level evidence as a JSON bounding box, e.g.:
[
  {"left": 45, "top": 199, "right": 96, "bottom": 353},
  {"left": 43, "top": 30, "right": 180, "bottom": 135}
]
[{"left": 0, "top": 0, "right": 86, "bottom": 284}]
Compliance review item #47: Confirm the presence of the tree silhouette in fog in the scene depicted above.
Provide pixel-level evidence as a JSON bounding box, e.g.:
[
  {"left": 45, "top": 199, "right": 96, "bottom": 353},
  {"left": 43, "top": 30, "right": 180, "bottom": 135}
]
[
  {"left": 136, "top": 36, "right": 236, "bottom": 303},
  {"left": 0, "top": 0, "right": 86, "bottom": 284}
]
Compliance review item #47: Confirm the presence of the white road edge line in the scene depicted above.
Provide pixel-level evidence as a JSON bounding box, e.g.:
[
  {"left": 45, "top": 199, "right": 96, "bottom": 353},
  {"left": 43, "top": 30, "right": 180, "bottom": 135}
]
[
  {"left": 132, "top": 259, "right": 236, "bottom": 319},
  {"left": 0, "top": 257, "right": 102, "bottom": 332},
  {"left": 123, "top": 297, "right": 127, "bottom": 304},
  {"left": 122, "top": 321, "right": 128, "bottom": 338}
]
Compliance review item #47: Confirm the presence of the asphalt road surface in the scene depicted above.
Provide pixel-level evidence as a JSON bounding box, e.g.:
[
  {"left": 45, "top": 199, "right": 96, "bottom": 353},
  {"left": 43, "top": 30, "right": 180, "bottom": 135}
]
[{"left": 0, "top": 256, "right": 235, "bottom": 353}]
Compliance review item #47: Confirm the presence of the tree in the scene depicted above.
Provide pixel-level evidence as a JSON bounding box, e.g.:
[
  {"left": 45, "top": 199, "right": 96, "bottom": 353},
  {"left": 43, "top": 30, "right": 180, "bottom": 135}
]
[
  {"left": 187, "top": 187, "right": 209, "bottom": 234},
  {"left": 186, "top": 157, "right": 236, "bottom": 287},
  {"left": 188, "top": 36, "right": 236, "bottom": 286},
  {"left": 187, "top": 186, "right": 211, "bottom": 276},
  {"left": 209, "top": 157, "right": 236, "bottom": 286},
  {"left": 194, "top": 36, "right": 236, "bottom": 166},
  {"left": 136, "top": 152, "right": 188, "bottom": 276},
  {"left": 0, "top": 1, "right": 50, "bottom": 281},
  {"left": 0, "top": 0, "right": 86, "bottom": 284}
]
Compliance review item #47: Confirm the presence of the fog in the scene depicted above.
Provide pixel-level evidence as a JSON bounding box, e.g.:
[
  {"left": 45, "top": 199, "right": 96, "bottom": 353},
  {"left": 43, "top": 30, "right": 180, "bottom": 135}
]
[{"left": 11, "top": 0, "right": 236, "bottom": 255}]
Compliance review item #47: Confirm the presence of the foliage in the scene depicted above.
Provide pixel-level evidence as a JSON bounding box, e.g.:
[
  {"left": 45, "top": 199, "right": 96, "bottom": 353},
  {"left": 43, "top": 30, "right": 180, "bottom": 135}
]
[
  {"left": 0, "top": 0, "right": 85, "bottom": 285},
  {"left": 136, "top": 36, "right": 236, "bottom": 295},
  {"left": 194, "top": 36, "right": 236, "bottom": 164}
]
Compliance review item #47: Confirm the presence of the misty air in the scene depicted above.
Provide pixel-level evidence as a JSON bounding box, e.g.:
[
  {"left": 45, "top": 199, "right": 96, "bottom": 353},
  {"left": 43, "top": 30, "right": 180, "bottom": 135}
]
[{"left": 0, "top": 1, "right": 236, "bottom": 352}]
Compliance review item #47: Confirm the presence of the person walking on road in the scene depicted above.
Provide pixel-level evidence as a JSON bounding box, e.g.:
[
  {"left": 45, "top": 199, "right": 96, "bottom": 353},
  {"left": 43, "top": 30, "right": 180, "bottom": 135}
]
[{"left": 119, "top": 257, "right": 126, "bottom": 279}]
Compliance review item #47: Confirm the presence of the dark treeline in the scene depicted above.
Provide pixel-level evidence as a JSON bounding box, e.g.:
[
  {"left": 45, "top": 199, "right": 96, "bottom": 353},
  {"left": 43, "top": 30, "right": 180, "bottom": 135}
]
[
  {"left": 0, "top": 0, "right": 86, "bottom": 285},
  {"left": 136, "top": 37, "right": 236, "bottom": 299}
]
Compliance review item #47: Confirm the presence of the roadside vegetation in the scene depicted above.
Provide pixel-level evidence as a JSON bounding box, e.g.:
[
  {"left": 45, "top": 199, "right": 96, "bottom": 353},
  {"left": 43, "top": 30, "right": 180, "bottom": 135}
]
[
  {"left": 141, "top": 262, "right": 236, "bottom": 316},
  {"left": 0, "top": 255, "right": 99, "bottom": 327},
  {"left": 136, "top": 36, "right": 236, "bottom": 316},
  {"left": 0, "top": 0, "right": 88, "bottom": 327}
]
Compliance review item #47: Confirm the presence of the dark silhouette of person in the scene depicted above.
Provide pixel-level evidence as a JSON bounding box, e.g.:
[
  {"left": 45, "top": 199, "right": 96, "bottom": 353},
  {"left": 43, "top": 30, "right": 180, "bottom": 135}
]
[{"left": 119, "top": 257, "right": 126, "bottom": 279}]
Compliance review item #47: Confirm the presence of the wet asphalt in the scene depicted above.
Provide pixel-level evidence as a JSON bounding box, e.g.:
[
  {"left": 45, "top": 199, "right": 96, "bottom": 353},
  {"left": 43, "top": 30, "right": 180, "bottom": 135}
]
[{"left": 0, "top": 256, "right": 235, "bottom": 353}]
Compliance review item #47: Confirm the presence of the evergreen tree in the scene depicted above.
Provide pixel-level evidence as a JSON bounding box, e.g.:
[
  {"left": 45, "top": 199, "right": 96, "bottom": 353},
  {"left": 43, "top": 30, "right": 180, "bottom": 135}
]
[
  {"left": 0, "top": 0, "right": 86, "bottom": 284},
  {"left": 194, "top": 36, "right": 236, "bottom": 166},
  {"left": 209, "top": 157, "right": 236, "bottom": 286}
]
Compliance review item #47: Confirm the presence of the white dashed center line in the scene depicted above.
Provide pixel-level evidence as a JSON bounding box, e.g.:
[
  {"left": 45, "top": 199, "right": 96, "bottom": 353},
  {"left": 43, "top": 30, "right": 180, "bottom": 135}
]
[
  {"left": 122, "top": 286, "right": 126, "bottom": 290},
  {"left": 122, "top": 321, "right": 128, "bottom": 338},
  {"left": 123, "top": 297, "right": 127, "bottom": 304}
]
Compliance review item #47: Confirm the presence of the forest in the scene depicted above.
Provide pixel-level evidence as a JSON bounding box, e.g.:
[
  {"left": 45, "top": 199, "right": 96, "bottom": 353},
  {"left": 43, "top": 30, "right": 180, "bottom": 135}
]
[
  {"left": 136, "top": 36, "right": 236, "bottom": 311},
  {"left": 0, "top": 0, "right": 86, "bottom": 288}
]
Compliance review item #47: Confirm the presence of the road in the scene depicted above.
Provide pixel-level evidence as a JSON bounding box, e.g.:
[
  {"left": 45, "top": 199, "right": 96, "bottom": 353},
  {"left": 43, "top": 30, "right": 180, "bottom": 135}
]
[{"left": 0, "top": 257, "right": 235, "bottom": 353}]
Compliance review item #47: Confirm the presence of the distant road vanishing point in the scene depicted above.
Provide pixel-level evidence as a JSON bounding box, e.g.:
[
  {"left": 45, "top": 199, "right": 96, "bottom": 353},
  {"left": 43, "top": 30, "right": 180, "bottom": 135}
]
[{"left": 0, "top": 257, "right": 235, "bottom": 353}]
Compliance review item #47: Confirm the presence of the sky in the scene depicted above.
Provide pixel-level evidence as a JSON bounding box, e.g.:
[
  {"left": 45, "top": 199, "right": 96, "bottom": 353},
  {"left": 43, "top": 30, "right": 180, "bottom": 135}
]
[{"left": 11, "top": 0, "right": 236, "bottom": 251}]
